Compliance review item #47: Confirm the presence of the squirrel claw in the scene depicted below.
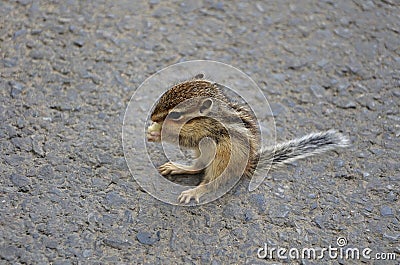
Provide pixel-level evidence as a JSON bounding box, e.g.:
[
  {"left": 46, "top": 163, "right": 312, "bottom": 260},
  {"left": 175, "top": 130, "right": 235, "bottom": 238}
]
[
  {"left": 147, "top": 131, "right": 161, "bottom": 142},
  {"left": 178, "top": 187, "right": 204, "bottom": 204},
  {"left": 159, "top": 162, "right": 183, "bottom": 175}
]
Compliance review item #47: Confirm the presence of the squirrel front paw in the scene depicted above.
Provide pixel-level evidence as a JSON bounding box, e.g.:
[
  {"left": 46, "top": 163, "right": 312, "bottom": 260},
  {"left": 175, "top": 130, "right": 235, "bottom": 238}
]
[
  {"left": 159, "top": 162, "right": 202, "bottom": 176},
  {"left": 159, "top": 162, "right": 185, "bottom": 175},
  {"left": 147, "top": 122, "right": 162, "bottom": 142},
  {"left": 147, "top": 131, "right": 161, "bottom": 142}
]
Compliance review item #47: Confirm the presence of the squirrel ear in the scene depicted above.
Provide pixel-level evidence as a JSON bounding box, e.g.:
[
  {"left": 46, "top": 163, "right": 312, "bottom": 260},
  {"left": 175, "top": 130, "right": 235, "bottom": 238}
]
[
  {"left": 194, "top": 73, "right": 205, "bottom": 79},
  {"left": 199, "top": 98, "right": 213, "bottom": 114}
]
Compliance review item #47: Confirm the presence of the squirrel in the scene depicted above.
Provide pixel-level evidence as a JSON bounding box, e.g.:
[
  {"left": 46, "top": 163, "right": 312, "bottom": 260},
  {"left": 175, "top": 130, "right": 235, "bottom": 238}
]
[{"left": 147, "top": 75, "right": 349, "bottom": 204}]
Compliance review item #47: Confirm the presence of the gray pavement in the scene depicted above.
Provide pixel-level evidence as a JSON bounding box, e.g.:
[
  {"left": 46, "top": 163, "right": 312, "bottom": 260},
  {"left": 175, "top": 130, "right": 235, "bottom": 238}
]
[{"left": 1, "top": 0, "right": 399, "bottom": 264}]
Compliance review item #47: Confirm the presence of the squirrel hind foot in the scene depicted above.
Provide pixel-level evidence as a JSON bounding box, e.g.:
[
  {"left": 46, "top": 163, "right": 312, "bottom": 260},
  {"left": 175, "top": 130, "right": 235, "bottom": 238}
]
[{"left": 178, "top": 185, "right": 207, "bottom": 204}]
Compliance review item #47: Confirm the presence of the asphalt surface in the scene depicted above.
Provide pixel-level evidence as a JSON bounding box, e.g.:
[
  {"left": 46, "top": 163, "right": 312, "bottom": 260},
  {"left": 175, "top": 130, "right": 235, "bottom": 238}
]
[{"left": 1, "top": 0, "right": 399, "bottom": 264}]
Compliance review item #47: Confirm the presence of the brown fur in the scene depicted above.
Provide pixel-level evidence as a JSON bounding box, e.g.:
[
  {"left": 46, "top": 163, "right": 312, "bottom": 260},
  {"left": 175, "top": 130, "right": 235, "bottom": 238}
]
[
  {"left": 148, "top": 78, "right": 349, "bottom": 204},
  {"left": 149, "top": 78, "right": 260, "bottom": 203}
]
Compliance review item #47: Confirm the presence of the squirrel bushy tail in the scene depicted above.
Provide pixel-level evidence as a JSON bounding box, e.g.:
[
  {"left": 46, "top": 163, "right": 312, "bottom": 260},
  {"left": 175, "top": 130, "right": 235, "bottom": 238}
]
[{"left": 259, "top": 130, "right": 350, "bottom": 170}]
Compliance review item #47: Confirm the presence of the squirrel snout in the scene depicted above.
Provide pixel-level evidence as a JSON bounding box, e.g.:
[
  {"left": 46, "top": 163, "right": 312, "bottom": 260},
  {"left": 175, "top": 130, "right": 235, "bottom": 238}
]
[{"left": 147, "top": 122, "right": 162, "bottom": 142}]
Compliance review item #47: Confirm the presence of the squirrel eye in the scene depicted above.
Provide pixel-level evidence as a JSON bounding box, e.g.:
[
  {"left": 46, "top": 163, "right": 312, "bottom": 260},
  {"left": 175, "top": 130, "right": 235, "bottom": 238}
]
[{"left": 168, "top": 111, "right": 182, "bottom": 120}]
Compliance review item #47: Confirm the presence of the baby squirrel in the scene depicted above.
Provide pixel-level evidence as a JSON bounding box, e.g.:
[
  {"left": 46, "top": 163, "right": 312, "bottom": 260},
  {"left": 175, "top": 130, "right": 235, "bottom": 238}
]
[{"left": 147, "top": 75, "right": 349, "bottom": 204}]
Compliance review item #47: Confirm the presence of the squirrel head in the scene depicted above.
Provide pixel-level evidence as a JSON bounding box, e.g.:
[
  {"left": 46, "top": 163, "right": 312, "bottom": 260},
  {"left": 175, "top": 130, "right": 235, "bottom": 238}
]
[
  {"left": 150, "top": 80, "right": 226, "bottom": 122},
  {"left": 147, "top": 79, "right": 229, "bottom": 145}
]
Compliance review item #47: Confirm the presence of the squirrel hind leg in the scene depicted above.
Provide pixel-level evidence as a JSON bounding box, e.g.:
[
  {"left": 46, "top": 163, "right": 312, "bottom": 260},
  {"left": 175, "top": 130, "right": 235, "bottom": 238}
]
[
  {"left": 177, "top": 169, "right": 216, "bottom": 204},
  {"left": 178, "top": 161, "right": 222, "bottom": 204}
]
